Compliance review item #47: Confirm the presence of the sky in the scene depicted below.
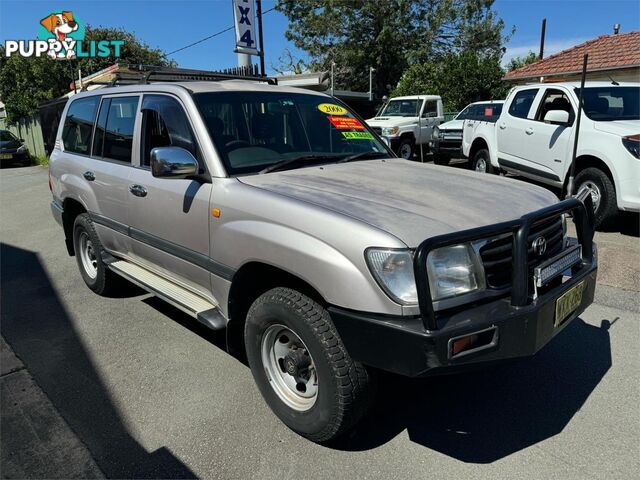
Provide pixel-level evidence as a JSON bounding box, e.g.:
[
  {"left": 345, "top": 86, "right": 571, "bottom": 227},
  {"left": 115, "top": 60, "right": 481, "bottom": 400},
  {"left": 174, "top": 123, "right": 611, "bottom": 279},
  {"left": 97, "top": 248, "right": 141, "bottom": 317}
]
[{"left": 1, "top": 0, "right": 639, "bottom": 75}]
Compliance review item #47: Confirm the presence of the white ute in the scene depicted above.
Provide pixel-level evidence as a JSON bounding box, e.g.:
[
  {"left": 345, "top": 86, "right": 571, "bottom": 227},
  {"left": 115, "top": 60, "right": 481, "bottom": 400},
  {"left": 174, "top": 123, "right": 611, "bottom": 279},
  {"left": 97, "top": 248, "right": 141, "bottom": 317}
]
[
  {"left": 462, "top": 81, "right": 640, "bottom": 227},
  {"left": 366, "top": 95, "right": 444, "bottom": 159}
]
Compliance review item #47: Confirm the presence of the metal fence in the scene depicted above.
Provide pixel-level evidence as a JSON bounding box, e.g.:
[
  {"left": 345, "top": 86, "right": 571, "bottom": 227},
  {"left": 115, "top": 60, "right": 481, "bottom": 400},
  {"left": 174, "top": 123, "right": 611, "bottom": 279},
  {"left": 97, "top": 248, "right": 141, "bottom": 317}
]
[{"left": 0, "top": 114, "right": 47, "bottom": 158}]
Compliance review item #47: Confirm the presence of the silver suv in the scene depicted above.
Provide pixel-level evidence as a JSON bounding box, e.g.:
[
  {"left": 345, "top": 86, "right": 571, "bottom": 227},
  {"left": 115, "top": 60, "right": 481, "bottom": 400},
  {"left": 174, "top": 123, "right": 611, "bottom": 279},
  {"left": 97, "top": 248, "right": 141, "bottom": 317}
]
[{"left": 49, "top": 74, "right": 598, "bottom": 442}]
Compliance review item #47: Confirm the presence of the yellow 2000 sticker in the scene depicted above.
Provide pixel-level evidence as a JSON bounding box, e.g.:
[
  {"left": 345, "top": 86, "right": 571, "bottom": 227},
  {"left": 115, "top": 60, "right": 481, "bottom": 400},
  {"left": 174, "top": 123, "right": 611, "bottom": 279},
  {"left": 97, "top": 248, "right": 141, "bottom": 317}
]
[{"left": 317, "top": 103, "right": 347, "bottom": 115}]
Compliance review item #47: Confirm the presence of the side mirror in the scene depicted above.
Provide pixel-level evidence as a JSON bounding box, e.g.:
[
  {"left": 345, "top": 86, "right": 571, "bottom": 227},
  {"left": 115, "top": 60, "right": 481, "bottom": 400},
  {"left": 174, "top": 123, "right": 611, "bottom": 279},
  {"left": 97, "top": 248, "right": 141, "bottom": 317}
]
[
  {"left": 544, "top": 109, "right": 570, "bottom": 125},
  {"left": 150, "top": 146, "right": 199, "bottom": 179}
]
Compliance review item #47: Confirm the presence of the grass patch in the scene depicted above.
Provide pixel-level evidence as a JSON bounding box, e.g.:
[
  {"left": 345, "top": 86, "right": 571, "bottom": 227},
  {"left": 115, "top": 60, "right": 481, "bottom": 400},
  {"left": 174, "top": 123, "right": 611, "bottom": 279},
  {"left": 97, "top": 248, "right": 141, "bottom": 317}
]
[{"left": 34, "top": 154, "right": 49, "bottom": 166}]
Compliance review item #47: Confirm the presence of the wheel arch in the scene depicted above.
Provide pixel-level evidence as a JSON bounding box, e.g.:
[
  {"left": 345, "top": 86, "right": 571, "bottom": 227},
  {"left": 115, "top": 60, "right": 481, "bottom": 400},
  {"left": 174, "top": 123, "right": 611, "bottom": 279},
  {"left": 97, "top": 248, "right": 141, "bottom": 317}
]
[
  {"left": 566, "top": 155, "right": 617, "bottom": 198},
  {"left": 469, "top": 137, "right": 489, "bottom": 163},
  {"left": 61, "top": 197, "right": 87, "bottom": 256},
  {"left": 225, "top": 261, "right": 326, "bottom": 362}
]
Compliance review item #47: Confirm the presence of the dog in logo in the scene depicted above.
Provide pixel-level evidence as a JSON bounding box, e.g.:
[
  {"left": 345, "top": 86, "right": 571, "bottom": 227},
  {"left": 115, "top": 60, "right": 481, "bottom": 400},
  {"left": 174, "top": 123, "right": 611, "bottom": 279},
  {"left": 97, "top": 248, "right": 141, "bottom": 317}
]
[{"left": 40, "top": 11, "right": 78, "bottom": 58}]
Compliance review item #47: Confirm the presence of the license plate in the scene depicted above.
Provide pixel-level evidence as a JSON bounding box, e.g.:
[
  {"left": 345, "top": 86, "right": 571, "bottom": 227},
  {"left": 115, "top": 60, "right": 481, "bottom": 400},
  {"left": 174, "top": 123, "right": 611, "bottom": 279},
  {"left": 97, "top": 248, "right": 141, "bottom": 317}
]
[
  {"left": 0, "top": 153, "right": 12, "bottom": 160},
  {"left": 554, "top": 281, "right": 584, "bottom": 327}
]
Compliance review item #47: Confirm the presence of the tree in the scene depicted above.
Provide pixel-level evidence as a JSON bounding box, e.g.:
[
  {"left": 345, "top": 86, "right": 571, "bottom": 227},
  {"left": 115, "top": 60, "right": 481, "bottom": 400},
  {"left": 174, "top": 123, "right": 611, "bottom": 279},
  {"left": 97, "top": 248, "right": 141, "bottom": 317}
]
[
  {"left": 392, "top": 51, "right": 508, "bottom": 111},
  {"left": 276, "top": 0, "right": 509, "bottom": 97},
  {"left": 272, "top": 48, "right": 308, "bottom": 75},
  {"left": 506, "top": 51, "right": 539, "bottom": 72},
  {"left": 0, "top": 26, "right": 174, "bottom": 122}
]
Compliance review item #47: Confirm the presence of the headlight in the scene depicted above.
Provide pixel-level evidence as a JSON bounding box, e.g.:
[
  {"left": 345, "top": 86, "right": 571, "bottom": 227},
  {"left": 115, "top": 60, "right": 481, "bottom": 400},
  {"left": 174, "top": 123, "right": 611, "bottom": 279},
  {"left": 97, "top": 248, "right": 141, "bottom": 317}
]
[
  {"left": 366, "top": 248, "right": 417, "bottom": 304},
  {"left": 382, "top": 126, "right": 399, "bottom": 137},
  {"left": 426, "top": 244, "right": 485, "bottom": 301},
  {"left": 432, "top": 127, "right": 440, "bottom": 139},
  {"left": 622, "top": 134, "right": 640, "bottom": 158},
  {"left": 17, "top": 145, "right": 27, "bottom": 153}
]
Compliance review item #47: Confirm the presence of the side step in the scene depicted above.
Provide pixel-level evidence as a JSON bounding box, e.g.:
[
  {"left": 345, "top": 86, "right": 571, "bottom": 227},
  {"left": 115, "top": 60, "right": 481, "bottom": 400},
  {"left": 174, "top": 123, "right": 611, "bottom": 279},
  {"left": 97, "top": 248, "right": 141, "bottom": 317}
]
[{"left": 109, "top": 260, "right": 226, "bottom": 330}]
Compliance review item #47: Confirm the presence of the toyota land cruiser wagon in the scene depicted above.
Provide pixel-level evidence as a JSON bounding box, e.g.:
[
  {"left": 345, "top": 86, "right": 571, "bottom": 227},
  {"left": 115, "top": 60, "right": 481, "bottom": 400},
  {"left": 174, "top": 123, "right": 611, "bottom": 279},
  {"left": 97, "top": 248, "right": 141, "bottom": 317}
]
[{"left": 49, "top": 73, "right": 597, "bottom": 442}]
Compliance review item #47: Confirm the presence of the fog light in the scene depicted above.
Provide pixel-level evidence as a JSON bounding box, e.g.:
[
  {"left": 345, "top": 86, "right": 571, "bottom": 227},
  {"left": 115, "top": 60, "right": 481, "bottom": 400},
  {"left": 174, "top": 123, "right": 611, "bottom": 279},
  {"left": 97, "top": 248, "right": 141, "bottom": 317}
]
[{"left": 449, "top": 327, "right": 498, "bottom": 358}]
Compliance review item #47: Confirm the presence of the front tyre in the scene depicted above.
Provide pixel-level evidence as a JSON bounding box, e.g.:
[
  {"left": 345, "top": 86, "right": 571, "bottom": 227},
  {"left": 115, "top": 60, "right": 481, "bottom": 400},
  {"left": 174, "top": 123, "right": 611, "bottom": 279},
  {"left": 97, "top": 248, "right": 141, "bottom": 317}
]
[
  {"left": 244, "top": 287, "right": 372, "bottom": 443},
  {"left": 396, "top": 138, "right": 415, "bottom": 160},
  {"left": 472, "top": 148, "right": 494, "bottom": 173}
]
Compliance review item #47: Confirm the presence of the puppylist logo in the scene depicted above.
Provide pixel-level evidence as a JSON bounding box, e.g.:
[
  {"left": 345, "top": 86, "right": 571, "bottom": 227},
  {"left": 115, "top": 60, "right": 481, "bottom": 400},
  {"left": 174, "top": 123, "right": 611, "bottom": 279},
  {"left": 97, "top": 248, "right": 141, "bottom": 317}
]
[{"left": 4, "top": 11, "right": 124, "bottom": 59}]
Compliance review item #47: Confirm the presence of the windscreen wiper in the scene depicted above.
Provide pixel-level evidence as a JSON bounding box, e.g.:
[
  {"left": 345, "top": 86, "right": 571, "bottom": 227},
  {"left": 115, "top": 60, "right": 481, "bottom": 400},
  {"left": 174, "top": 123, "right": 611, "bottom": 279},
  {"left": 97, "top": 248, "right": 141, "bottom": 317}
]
[
  {"left": 260, "top": 154, "right": 341, "bottom": 174},
  {"left": 337, "top": 151, "right": 388, "bottom": 163}
]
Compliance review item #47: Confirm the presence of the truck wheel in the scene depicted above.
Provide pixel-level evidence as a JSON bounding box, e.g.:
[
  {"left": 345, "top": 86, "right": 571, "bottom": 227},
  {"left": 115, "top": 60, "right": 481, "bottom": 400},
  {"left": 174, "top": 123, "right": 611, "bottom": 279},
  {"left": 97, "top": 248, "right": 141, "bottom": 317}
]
[
  {"left": 73, "top": 213, "right": 119, "bottom": 295},
  {"left": 575, "top": 168, "right": 617, "bottom": 228},
  {"left": 397, "top": 138, "right": 415, "bottom": 160},
  {"left": 244, "top": 287, "right": 372, "bottom": 443},
  {"left": 472, "top": 149, "right": 494, "bottom": 174}
]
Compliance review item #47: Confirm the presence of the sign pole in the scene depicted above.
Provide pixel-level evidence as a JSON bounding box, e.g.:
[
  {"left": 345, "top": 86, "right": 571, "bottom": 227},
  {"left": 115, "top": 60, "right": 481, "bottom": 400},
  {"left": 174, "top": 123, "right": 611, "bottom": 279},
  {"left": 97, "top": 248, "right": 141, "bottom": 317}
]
[{"left": 256, "top": 0, "right": 265, "bottom": 77}]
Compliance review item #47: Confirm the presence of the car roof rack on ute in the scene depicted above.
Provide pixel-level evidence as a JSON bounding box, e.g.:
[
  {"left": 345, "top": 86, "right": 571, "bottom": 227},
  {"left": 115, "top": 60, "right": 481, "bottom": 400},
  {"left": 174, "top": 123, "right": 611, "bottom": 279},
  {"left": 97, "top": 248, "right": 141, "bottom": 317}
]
[{"left": 80, "top": 65, "right": 277, "bottom": 91}]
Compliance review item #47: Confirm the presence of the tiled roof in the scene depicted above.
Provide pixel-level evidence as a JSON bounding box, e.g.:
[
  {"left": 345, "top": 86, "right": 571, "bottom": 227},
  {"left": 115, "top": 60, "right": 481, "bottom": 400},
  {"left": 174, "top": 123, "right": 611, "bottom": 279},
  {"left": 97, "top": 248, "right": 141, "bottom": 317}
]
[{"left": 504, "top": 31, "right": 640, "bottom": 80}]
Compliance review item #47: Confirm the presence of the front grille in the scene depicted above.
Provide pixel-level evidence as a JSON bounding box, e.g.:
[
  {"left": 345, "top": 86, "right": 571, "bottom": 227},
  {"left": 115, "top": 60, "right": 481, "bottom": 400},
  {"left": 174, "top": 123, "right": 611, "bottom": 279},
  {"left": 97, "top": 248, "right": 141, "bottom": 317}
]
[
  {"left": 371, "top": 127, "right": 382, "bottom": 136},
  {"left": 480, "top": 215, "right": 565, "bottom": 289}
]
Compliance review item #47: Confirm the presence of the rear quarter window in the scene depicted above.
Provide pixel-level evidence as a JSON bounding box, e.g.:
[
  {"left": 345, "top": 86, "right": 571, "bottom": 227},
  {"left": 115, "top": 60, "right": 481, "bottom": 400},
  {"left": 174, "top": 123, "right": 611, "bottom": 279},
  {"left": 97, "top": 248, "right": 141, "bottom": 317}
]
[{"left": 62, "top": 96, "right": 99, "bottom": 155}]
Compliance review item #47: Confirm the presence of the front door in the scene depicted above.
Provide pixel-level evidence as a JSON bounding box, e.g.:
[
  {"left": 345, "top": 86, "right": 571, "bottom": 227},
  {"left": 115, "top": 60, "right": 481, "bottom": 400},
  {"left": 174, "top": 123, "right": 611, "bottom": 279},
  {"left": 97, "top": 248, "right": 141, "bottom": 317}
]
[
  {"left": 523, "top": 88, "right": 575, "bottom": 182},
  {"left": 126, "top": 93, "right": 213, "bottom": 300},
  {"left": 496, "top": 88, "right": 540, "bottom": 163},
  {"left": 418, "top": 99, "right": 438, "bottom": 144}
]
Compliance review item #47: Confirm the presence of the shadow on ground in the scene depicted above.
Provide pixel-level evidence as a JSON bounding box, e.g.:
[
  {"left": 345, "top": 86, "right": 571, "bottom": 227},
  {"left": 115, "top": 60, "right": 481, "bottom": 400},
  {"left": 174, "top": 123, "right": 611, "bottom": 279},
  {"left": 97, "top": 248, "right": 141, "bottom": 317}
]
[
  {"left": 331, "top": 316, "right": 612, "bottom": 462},
  {"left": 1, "top": 243, "right": 197, "bottom": 479}
]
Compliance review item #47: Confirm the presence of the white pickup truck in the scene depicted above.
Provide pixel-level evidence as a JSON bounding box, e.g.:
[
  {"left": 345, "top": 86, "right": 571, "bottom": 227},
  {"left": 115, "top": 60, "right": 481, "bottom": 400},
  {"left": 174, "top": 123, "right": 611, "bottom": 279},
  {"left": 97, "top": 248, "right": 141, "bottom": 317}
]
[
  {"left": 366, "top": 95, "right": 444, "bottom": 159},
  {"left": 462, "top": 82, "right": 640, "bottom": 227}
]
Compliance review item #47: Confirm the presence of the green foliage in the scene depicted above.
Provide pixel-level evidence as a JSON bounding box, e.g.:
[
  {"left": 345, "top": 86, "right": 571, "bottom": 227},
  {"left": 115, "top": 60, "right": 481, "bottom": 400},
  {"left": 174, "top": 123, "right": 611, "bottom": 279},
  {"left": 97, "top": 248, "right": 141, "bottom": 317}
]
[
  {"left": 276, "top": 0, "right": 510, "bottom": 96},
  {"left": 506, "top": 51, "right": 539, "bottom": 72},
  {"left": 392, "top": 51, "right": 508, "bottom": 111},
  {"left": 35, "top": 154, "right": 49, "bottom": 166},
  {"left": 0, "top": 26, "right": 174, "bottom": 123}
]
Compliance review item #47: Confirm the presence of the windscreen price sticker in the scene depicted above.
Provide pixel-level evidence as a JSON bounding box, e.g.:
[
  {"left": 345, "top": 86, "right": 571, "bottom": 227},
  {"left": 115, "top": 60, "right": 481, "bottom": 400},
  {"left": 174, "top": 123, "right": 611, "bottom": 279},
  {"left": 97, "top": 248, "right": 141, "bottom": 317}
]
[
  {"left": 317, "top": 103, "right": 347, "bottom": 115},
  {"left": 328, "top": 116, "right": 365, "bottom": 130},
  {"left": 342, "top": 131, "right": 374, "bottom": 140}
]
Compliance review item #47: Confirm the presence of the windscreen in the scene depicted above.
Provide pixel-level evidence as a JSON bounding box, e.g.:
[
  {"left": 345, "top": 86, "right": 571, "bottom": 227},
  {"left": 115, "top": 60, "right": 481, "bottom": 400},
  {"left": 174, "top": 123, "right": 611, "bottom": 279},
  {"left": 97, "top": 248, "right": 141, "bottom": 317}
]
[
  {"left": 193, "top": 91, "right": 388, "bottom": 175},
  {"left": 380, "top": 99, "right": 421, "bottom": 117},
  {"left": 576, "top": 86, "right": 639, "bottom": 121},
  {"left": 0, "top": 131, "right": 18, "bottom": 142}
]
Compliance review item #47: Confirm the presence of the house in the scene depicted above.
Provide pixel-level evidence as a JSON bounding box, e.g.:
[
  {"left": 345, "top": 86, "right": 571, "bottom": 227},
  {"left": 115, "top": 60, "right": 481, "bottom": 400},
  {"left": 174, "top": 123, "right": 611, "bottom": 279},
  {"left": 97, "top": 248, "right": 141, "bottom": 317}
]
[{"left": 504, "top": 30, "right": 640, "bottom": 83}]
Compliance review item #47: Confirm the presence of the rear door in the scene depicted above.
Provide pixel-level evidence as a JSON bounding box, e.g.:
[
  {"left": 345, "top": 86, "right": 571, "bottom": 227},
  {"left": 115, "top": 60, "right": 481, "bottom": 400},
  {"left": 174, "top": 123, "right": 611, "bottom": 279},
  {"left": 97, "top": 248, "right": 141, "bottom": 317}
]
[
  {"left": 60, "top": 94, "right": 137, "bottom": 256},
  {"left": 126, "top": 93, "right": 214, "bottom": 300},
  {"left": 496, "top": 88, "right": 540, "bottom": 163}
]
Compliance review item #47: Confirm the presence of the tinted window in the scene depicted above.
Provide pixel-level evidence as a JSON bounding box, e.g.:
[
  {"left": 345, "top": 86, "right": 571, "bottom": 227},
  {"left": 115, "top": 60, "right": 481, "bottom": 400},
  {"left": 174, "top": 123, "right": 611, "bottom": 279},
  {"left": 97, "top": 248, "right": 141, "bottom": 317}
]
[
  {"left": 576, "top": 86, "right": 639, "bottom": 121},
  {"left": 92, "top": 98, "right": 111, "bottom": 157},
  {"left": 457, "top": 103, "right": 503, "bottom": 120},
  {"left": 423, "top": 100, "right": 438, "bottom": 117},
  {"left": 140, "top": 95, "right": 198, "bottom": 167},
  {"left": 62, "top": 96, "right": 99, "bottom": 155},
  {"left": 535, "top": 89, "right": 573, "bottom": 123},
  {"left": 508, "top": 89, "right": 538, "bottom": 119},
  {"left": 194, "top": 91, "right": 387, "bottom": 175},
  {"left": 0, "top": 130, "right": 18, "bottom": 141},
  {"left": 102, "top": 96, "right": 138, "bottom": 163}
]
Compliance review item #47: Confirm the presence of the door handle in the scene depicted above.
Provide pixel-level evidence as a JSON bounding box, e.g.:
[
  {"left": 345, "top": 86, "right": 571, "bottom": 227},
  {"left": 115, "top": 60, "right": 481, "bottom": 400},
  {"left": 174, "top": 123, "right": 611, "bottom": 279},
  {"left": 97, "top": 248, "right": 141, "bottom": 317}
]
[
  {"left": 499, "top": 122, "right": 507, "bottom": 130},
  {"left": 525, "top": 127, "right": 534, "bottom": 135},
  {"left": 129, "top": 184, "right": 147, "bottom": 197},
  {"left": 83, "top": 171, "right": 95, "bottom": 181}
]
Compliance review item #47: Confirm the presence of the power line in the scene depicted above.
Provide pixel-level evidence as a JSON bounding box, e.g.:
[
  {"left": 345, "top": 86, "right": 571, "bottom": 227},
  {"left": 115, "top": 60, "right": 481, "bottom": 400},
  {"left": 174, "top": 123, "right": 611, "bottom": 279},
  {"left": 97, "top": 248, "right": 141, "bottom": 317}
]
[{"left": 167, "top": 6, "right": 276, "bottom": 56}]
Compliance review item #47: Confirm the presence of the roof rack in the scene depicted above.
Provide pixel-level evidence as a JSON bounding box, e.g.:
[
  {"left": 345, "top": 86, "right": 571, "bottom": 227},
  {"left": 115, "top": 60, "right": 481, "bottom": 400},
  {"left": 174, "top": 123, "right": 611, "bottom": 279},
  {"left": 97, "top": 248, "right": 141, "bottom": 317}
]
[{"left": 116, "top": 66, "right": 275, "bottom": 87}]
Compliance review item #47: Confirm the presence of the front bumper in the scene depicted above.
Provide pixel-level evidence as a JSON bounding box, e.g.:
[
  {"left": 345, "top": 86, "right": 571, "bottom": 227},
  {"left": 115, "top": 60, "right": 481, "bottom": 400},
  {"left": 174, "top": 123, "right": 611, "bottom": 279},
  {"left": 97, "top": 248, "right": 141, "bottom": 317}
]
[
  {"left": 429, "top": 137, "right": 462, "bottom": 156},
  {"left": 331, "top": 195, "right": 597, "bottom": 377},
  {"left": 330, "top": 259, "right": 597, "bottom": 377}
]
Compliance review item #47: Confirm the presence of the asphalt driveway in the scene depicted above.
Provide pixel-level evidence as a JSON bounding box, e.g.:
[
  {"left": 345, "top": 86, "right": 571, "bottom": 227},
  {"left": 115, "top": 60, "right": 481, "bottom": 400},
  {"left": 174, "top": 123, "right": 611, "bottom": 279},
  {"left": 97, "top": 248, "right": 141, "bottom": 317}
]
[{"left": 1, "top": 166, "right": 638, "bottom": 479}]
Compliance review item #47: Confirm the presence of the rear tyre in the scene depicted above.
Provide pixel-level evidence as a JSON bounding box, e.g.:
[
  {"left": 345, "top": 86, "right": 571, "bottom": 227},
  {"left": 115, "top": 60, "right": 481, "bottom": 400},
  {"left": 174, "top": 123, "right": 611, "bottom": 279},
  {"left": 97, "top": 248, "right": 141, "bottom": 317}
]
[
  {"left": 244, "top": 287, "right": 372, "bottom": 443},
  {"left": 396, "top": 138, "right": 415, "bottom": 160},
  {"left": 73, "top": 213, "right": 119, "bottom": 295},
  {"left": 574, "top": 167, "right": 617, "bottom": 229},
  {"left": 472, "top": 148, "right": 494, "bottom": 174}
]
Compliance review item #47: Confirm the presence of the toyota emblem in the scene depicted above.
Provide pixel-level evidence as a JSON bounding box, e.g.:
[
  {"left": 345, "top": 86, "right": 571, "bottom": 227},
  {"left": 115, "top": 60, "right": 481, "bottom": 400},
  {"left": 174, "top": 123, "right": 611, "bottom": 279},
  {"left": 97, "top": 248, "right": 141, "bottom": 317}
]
[{"left": 532, "top": 236, "right": 547, "bottom": 256}]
